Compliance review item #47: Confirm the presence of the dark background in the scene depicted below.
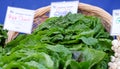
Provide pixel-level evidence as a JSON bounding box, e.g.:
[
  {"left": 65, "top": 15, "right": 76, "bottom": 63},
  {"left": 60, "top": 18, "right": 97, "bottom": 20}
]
[{"left": 0, "top": 0, "right": 119, "bottom": 24}]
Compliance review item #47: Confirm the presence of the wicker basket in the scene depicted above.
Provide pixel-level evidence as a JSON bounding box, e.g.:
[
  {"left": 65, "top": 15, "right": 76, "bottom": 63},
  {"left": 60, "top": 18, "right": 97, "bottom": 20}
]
[{"left": 6, "top": 3, "right": 115, "bottom": 43}]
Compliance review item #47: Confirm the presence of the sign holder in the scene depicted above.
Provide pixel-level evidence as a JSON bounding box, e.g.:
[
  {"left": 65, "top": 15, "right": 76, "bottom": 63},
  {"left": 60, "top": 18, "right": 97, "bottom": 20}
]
[
  {"left": 111, "top": 9, "right": 120, "bottom": 36},
  {"left": 50, "top": 1, "right": 79, "bottom": 17},
  {"left": 3, "top": 6, "right": 35, "bottom": 34}
]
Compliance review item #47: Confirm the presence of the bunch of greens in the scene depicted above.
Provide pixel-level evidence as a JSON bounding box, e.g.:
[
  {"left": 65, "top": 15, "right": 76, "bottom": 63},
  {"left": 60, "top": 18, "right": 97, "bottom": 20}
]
[
  {"left": 0, "top": 13, "right": 113, "bottom": 69},
  {"left": 0, "top": 24, "right": 7, "bottom": 69},
  {"left": 0, "top": 24, "right": 7, "bottom": 47}
]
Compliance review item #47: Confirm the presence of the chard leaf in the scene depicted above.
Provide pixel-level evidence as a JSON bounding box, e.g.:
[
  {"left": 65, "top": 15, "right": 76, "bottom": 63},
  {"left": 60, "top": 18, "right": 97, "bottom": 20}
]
[
  {"left": 25, "top": 61, "right": 47, "bottom": 69},
  {"left": 67, "top": 13, "right": 84, "bottom": 22},
  {"left": 96, "top": 39, "right": 113, "bottom": 53},
  {"left": 46, "top": 45, "right": 71, "bottom": 55},
  {"left": 39, "top": 52, "right": 54, "bottom": 69},
  {"left": 69, "top": 60, "right": 81, "bottom": 69},
  {"left": 79, "top": 48, "right": 106, "bottom": 69},
  {"left": 2, "top": 61, "right": 27, "bottom": 69},
  {"left": 80, "top": 37, "right": 98, "bottom": 45}
]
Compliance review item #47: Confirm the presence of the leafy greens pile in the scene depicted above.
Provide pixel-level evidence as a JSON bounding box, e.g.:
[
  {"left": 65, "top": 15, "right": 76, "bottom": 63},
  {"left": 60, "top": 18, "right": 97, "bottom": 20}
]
[{"left": 0, "top": 13, "right": 113, "bottom": 69}]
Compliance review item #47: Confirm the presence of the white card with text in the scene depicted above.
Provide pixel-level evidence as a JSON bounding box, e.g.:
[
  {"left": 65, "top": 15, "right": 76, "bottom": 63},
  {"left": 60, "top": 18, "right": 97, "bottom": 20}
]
[
  {"left": 50, "top": 1, "right": 79, "bottom": 17},
  {"left": 111, "top": 9, "right": 120, "bottom": 35},
  {"left": 3, "top": 6, "right": 35, "bottom": 34}
]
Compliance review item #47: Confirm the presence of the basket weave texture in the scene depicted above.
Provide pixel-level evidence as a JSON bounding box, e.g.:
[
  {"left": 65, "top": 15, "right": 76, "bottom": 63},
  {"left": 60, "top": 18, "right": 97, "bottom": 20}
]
[{"left": 7, "top": 3, "right": 115, "bottom": 43}]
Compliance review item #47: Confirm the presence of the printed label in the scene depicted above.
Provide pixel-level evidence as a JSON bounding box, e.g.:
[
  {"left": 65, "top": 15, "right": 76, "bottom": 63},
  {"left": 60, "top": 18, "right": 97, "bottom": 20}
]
[{"left": 4, "top": 6, "right": 35, "bottom": 34}]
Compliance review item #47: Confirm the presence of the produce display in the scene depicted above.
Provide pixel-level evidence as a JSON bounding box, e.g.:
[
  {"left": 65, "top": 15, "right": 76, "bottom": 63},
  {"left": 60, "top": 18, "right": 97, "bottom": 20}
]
[{"left": 0, "top": 13, "right": 113, "bottom": 69}]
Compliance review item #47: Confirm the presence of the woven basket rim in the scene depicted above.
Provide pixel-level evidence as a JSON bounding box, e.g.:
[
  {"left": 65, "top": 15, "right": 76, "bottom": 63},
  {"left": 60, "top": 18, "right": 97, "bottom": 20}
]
[{"left": 34, "top": 3, "right": 112, "bottom": 23}]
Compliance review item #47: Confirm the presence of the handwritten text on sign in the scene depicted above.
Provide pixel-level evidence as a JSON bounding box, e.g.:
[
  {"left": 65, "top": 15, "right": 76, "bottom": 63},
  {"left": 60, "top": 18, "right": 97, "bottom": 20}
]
[
  {"left": 4, "top": 6, "right": 35, "bottom": 34},
  {"left": 111, "top": 9, "right": 120, "bottom": 35},
  {"left": 50, "top": 1, "right": 79, "bottom": 17}
]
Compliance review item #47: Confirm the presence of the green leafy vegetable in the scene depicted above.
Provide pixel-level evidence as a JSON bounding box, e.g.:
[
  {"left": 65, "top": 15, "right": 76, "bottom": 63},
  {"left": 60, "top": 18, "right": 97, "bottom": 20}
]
[
  {"left": 1, "top": 13, "right": 113, "bottom": 69},
  {"left": 0, "top": 24, "right": 7, "bottom": 48}
]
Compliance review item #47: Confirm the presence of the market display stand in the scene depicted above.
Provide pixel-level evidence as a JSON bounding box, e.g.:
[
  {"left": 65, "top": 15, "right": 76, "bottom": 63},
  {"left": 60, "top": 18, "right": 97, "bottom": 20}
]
[{"left": 5, "top": 2, "right": 120, "bottom": 69}]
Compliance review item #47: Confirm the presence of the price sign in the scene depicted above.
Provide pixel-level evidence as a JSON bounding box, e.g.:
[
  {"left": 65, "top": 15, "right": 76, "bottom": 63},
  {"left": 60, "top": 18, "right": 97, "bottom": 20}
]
[
  {"left": 111, "top": 9, "right": 120, "bottom": 35},
  {"left": 50, "top": 1, "right": 79, "bottom": 17},
  {"left": 3, "top": 6, "right": 35, "bottom": 34}
]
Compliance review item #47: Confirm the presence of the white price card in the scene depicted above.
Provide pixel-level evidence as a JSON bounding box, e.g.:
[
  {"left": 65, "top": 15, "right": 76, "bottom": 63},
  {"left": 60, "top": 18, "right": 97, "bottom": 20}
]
[
  {"left": 111, "top": 9, "right": 120, "bottom": 36},
  {"left": 3, "top": 6, "right": 35, "bottom": 34},
  {"left": 50, "top": 1, "right": 79, "bottom": 17}
]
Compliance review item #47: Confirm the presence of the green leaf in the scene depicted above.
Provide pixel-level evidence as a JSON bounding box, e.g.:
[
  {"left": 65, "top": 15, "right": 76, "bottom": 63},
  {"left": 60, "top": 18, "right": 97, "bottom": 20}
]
[
  {"left": 25, "top": 61, "right": 47, "bottom": 69},
  {"left": 46, "top": 45, "right": 71, "bottom": 55},
  {"left": 96, "top": 39, "right": 112, "bottom": 52},
  {"left": 69, "top": 60, "right": 81, "bottom": 69},
  {"left": 2, "top": 61, "right": 27, "bottom": 69},
  {"left": 79, "top": 48, "right": 106, "bottom": 69},
  {"left": 80, "top": 37, "right": 98, "bottom": 45},
  {"left": 39, "top": 52, "right": 54, "bottom": 69}
]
